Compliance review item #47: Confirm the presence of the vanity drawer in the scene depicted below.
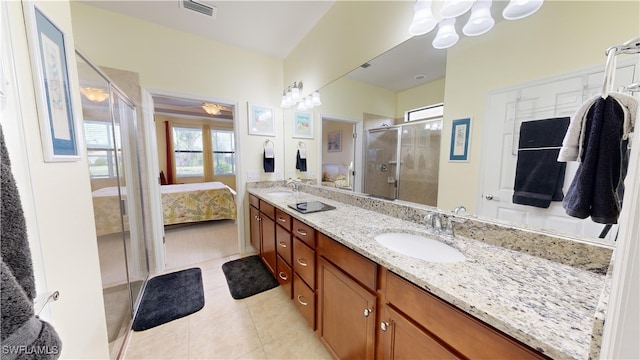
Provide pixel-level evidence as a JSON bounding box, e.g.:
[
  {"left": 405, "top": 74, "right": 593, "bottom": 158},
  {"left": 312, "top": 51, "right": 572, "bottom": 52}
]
[
  {"left": 292, "top": 218, "right": 316, "bottom": 248},
  {"left": 293, "top": 273, "right": 316, "bottom": 330},
  {"left": 275, "top": 209, "right": 291, "bottom": 231},
  {"left": 249, "top": 194, "right": 259, "bottom": 208},
  {"left": 384, "top": 271, "right": 545, "bottom": 359},
  {"left": 276, "top": 255, "right": 292, "bottom": 299},
  {"left": 276, "top": 224, "right": 292, "bottom": 266},
  {"left": 318, "top": 233, "right": 377, "bottom": 292},
  {"left": 293, "top": 237, "right": 315, "bottom": 289},
  {"left": 259, "top": 200, "right": 275, "bottom": 220}
]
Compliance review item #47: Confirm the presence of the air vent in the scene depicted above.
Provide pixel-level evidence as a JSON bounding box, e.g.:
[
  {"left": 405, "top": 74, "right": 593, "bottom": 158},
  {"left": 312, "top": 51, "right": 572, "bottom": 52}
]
[
  {"left": 360, "top": 63, "right": 372, "bottom": 69},
  {"left": 180, "top": 0, "right": 217, "bottom": 18}
]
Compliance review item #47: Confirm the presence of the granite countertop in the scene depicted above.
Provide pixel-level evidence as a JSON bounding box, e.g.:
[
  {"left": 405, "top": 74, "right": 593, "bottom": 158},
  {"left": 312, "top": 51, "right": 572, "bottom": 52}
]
[{"left": 249, "top": 187, "right": 610, "bottom": 360}]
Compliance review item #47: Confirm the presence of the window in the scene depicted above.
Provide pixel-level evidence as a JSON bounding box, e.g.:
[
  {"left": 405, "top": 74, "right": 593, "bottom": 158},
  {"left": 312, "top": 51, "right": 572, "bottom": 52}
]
[
  {"left": 84, "top": 120, "right": 121, "bottom": 178},
  {"left": 405, "top": 104, "right": 444, "bottom": 122},
  {"left": 211, "top": 129, "right": 235, "bottom": 175},
  {"left": 173, "top": 126, "right": 203, "bottom": 177}
]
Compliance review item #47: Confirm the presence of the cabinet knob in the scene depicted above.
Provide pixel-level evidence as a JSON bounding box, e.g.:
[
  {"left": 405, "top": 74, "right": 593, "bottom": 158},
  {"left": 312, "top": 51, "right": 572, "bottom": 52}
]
[
  {"left": 296, "top": 258, "right": 308, "bottom": 267},
  {"left": 278, "top": 241, "right": 287, "bottom": 248},
  {"left": 380, "top": 322, "right": 390, "bottom": 332},
  {"left": 363, "top": 308, "right": 372, "bottom": 317},
  {"left": 278, "top": 217, "right": 286, "bottom": 223},
  {"left": 278, "top": 272, "right": 288, "bottom": 281}
]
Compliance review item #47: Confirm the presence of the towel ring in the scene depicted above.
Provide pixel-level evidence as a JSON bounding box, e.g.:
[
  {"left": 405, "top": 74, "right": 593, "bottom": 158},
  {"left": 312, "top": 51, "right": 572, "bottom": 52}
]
[
  {"left": 263, "top": 139, "right": 274, "bottom": 149},
  {"left": 298, "top": 141, "right": 306, "bottom": 150}
]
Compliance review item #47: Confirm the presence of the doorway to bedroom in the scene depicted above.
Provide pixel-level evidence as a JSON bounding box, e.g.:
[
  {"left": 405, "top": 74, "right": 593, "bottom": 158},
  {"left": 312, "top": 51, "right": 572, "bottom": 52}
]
[
  {"left": 150, "top": 94, "right": 240, "bottom": 270},
  {"left": 321, "top": 116, "right": 362, "bottom": 192}
]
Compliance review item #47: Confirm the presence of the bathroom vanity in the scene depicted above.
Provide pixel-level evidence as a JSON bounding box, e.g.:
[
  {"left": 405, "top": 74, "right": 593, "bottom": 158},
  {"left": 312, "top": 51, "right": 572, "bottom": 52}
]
[{"left": 247, "top": 184, "right": 613, "bottom": 359}]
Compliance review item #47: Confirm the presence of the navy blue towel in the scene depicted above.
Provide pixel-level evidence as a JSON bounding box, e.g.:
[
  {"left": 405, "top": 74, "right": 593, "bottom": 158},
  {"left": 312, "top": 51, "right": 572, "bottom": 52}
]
[
  {"left": 563, "top": 96, "right": 625, "bottom": 224},
  {"left": 295, "top": 150, "right": 307, "bottom": 172},
  {"left": 512, "top": 117, "right": 570, "bottom": 208},
  {"left": 263, "top": 150, "right": 274, "bottom": 173}
]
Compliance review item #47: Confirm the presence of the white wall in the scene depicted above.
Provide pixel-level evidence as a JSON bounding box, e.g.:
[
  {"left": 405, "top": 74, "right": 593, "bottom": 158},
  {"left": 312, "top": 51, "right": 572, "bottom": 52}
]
[{"left": 4, "top": 1, "right": 109, "bottom": 358}]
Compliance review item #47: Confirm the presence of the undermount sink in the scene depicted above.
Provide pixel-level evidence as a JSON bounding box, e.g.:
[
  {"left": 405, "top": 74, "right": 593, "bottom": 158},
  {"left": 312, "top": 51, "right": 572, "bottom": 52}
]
[
  {"left": 374, "top": 232, "right": 466, "bottom": 263},
  {"left": 267, "top": 191, "right": 293, "bottom": 196}
]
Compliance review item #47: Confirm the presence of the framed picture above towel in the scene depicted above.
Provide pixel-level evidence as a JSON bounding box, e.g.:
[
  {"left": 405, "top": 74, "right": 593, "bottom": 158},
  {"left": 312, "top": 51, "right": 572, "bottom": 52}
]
[
  {"left": 248, "top": 103, "right": 275, "bottom": 136},
  {"left": 449, "top": 117, "right": 472, "bottom": 162},
  {"left": 293, "top": 111, "right": 313, "bottom": 139},
  {"left": 24, "top": 3, "right": 80, "bottom": 162}
]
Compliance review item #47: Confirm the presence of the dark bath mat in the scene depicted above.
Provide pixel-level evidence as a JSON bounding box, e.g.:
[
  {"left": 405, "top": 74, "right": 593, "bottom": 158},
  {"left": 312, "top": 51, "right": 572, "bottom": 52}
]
[
  {"left": 222, "top": 255, "right": 279, "bottom": 300},
  {"left": 132, "top": 267, "right": 204, "bottom": 331}
]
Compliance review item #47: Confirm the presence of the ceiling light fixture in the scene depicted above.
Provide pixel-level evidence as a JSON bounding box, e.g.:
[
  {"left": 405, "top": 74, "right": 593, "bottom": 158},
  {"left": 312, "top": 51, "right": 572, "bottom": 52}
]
[
  {"left": 439, "top": 0, "right": 475, "bottom": 19},
  {"left": 280, "top": 81, "right": 322, "bottom": 110},
  {"left": 202, "top": 102, "right": 223, "bottom": 115},
  {"left": 432, "top": 18, "right": 459, "bottom": 49},
  {"left": 502, "top": 0, "right": 544, "bottom": 20},
  {"left": 409, "top": 0, "right": 439, "bottom": 36},
  {"left": 80, "top": 87, "right": 109, "bottom": 102},
  {"left": 463, "top": 0, "right": 495, "bottom": 36}
]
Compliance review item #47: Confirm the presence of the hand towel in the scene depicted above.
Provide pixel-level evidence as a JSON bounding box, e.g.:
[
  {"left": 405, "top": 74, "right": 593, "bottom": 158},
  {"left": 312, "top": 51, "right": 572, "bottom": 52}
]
[
  {"left": 563, "top": 96, "right": 625, "bottom": 223},
  {"left": 263, "top": 145, "right": 275, "bottom": 173},
  {"left": 295, "top": 149, "right": 307, "bottom": 172},
  {"left": 512, "top": 117, "right": 569, "bottom": 208},
  {"left": 0, "top": 124, "right": 62, "bottom": 359}
]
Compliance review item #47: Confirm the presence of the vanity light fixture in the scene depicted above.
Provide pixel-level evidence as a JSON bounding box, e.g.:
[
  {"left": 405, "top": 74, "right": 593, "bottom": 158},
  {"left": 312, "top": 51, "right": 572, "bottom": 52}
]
[
  {"left": 80, "top": 87, "right": 109, "bottom": 102},
  {"left": 463, "top": 0, "right": 495, "bottom": 36},
  {"left": 432, "top": 18, "right": 459, "bottom": 49},
  {"left": 502, "top": 0, "right": 544, "bottom": 20},
  {"left": 409, "top": 0, "right": 439, "bottom": 36},
  {"left": 202, "top": 102, "right": 223, "bottom": 115},
  {"left": 280, "top": 81, "right": 322, "bottom": 109},
  {"left": 439, "top": 0, "right": 475, "bottom": 19}
]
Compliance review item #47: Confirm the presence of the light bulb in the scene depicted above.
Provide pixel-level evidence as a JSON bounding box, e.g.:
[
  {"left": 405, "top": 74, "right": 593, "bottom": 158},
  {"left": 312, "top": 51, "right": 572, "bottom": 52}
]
[
  {"left": 440, "top": 0, "right": 475, "bottom": 19},
  {"left": 463, "top": 0, "right": 494, "bottom": 36},
  {"left": 432, "top": 18, "right": 459, "bottom": 49},
  {"left": 409, "top": 0, "right": 439, "bottom": 36},
  {"left": 502, "top": 0, "right": 543, "bottom": 20},
  {"left": 312, "top": 91, "right": 322, "bottom": 106}
]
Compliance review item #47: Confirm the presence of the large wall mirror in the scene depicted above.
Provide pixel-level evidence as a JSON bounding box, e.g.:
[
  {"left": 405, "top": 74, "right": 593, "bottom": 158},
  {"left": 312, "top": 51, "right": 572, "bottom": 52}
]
[{"left": 312, "top": 1, "right": 638, "bottom": 244}]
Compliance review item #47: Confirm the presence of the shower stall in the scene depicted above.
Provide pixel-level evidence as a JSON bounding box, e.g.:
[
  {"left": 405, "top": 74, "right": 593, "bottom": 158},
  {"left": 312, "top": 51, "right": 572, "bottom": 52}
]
[
  {"left": 76, "top": 51, "right": 150, "bottom": 359},
  {"left": 365, "top": 118, "right": 442, "bottom": 206}
]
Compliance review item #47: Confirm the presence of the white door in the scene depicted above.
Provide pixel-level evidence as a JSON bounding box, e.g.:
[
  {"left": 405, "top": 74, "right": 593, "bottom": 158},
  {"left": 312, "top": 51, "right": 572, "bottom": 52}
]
[{"left": 479, "top": 63, "right": 636, "bottom": 240}]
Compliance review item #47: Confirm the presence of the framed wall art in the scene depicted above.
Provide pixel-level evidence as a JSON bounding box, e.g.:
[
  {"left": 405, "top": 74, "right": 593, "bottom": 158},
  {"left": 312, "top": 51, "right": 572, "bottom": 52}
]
[
  {"left": 449, "top": 117, "right": 471, "bottom": 162},
  {"left": 248, "top": 103, "right": 275, "bottom": 136},
  {"left": 293, "top": 111, "right": 313, "bottom": 139},
  {"left": 24, "top": 3, "right": 80, "bottom": 162},
  {"left": 327, "top": 130, "right": 342, "bottom": 152}
]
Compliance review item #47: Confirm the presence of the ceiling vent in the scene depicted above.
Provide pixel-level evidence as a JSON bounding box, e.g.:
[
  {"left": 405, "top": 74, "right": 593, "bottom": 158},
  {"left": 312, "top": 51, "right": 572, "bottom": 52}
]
[{"left": 180, "top": 0, "right": 217, "bottom": 18}]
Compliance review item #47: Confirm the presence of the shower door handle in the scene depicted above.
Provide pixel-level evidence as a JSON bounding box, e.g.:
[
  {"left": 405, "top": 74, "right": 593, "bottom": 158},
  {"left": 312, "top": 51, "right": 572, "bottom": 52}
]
[{"left": 379, "top": 164, "right": 387, "bottom": 172}]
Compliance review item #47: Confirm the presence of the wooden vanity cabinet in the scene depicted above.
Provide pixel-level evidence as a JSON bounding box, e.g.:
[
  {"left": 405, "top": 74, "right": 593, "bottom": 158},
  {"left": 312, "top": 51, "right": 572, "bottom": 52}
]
[
  {"left": 275, "top": 209, "right": 292, "bottom": 298},
  {"left": 291, "top": 218, "right": 317, "bottom": 329},
  {"left": 249, "top": 204, "right": 261, "bottom": 254},
  {"left": 317, "top": 233, "right": 378, "bottom": 360},
  {"left": 382, "top": 270, "right": 547, "bottom": 360},
  {"left": 248, "top": 195, "right": 276, "bottom": 275}
]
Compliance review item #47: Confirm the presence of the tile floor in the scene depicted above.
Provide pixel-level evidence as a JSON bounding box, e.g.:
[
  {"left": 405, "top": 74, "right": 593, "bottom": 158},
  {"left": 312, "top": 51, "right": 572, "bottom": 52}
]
[{"left": 122, "top": 228, "right": 332, "bottom": 359}]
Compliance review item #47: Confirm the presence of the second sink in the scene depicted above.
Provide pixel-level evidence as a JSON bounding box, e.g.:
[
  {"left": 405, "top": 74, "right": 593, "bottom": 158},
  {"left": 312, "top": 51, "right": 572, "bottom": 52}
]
[{"left": 374, "top": 232, "right": 466, "bottom": 263}]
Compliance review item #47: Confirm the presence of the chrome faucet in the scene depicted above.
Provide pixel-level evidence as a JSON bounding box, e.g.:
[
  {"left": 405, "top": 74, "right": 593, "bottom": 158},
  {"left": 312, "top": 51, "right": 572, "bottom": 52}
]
[
  {"left": 453, "top": 205, "right": 466, "bottom": 215},
  {"left": 424, "top": 212, "right": 443, "bottom": 232},
  {"left": 286, "top": 178, "right": 301, "bottom": 193}
]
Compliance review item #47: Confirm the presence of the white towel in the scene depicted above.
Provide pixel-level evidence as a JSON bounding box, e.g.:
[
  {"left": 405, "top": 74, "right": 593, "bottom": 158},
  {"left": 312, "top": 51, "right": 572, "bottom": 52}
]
[
  {"left": 298, "top": 148, "right": 307, "bottom": 159},
  {"left": 264, "top": 144, "right": 274, "bottom": 159}
]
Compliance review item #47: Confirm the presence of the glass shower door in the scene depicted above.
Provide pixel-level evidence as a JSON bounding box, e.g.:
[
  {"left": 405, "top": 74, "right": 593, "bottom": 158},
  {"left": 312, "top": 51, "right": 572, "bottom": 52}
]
[
  {"left": 397, "top": 120, "right": 442, "bottom": 206},
  {"left": 365, "top": 128, "right": 399, "bottom": 199}
]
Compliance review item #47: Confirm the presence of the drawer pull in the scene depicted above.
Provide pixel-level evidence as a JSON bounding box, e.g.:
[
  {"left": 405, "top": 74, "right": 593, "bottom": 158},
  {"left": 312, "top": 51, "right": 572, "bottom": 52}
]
[
  {"left": 278, "top": 272, "right": 288, "bottom": 281},
  {"left": 296, "top": 229, "right": 308, "bottom": 236},
  {"left": 278, "top": 241, "right": 287, "bottom": 248},
  {"left": 278, "top": 217, "right": 287, "bottom": 223},
  {"left": 364, "top": 308, "right": 372, "bottom": 317},
  {"left": 296, "top": 258, "right": 308, "bottom": 267},
  {"left": 297, "top": 295, "right": 308, "bottom": 306},
  {"left": 380, "top": 321, "right": 390, "bottom": 332}
]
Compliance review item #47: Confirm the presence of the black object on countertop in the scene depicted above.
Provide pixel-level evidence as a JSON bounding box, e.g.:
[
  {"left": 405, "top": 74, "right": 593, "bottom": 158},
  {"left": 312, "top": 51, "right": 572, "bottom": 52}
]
[{"left": 288, "top": 201, "right": 336, "bottom": 214}]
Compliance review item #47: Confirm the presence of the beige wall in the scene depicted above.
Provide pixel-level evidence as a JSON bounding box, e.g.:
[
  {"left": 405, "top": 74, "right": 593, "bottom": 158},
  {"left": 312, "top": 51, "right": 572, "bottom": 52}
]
[
  {"left": 438, "top": 0, "right": 640, "bottom": 212},
  {"left": 322, "top": 120, "right": 354, "bottom": 166},
  {"left": 396, "top": 78, "right": 446, "bottom": 119},
  {"left": 5, "top": 1, "right": 109, "bottom": 358}
]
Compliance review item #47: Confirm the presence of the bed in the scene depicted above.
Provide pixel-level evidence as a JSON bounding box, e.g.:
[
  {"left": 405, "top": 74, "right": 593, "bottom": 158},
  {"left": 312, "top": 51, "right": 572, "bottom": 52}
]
[
  {"left": 321, "top": 163, "right": 351, "bottom": 189},
  {"left": 92, "top": 182, "right": 237, "bottom": 236}
]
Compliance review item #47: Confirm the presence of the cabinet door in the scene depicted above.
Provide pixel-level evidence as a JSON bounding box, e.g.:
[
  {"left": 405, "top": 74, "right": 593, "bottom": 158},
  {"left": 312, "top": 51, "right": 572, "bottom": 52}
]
[
  {"left": 318, "top": 258, "right": 376, "bottom": 360},
  {"left": 379, "top": 304, "right": 461, "bottom": 360},
  {"left": 249, "top": 205, "right": 261, "bottom": 253},
  {"left": 261, "top": 215, "right": 276, "bottom": 275}
]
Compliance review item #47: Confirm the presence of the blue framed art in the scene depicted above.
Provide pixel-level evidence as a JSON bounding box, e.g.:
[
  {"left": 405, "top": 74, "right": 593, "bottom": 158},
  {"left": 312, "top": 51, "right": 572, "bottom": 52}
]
[
  {"left": 449, "top": 118, "right": 471, "bottom": 162},
  {"left": 24, "top": 3, "right": 80, "bottom": 162}
]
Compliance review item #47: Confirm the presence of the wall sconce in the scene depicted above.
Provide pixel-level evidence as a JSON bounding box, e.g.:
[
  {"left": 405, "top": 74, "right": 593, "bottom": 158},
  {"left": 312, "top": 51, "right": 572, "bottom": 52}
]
[
  {"left": 280, "top": 81, "right": 322, "bottom": 110},
  {"left": 80, "top": 87, "right": 109, "bottom": 102},
  {"left": 409, "top": 0, "right": 543, "bottom": 49},
  {"left": 202, "top": 102, "right": 223, "bottom": 115}
]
